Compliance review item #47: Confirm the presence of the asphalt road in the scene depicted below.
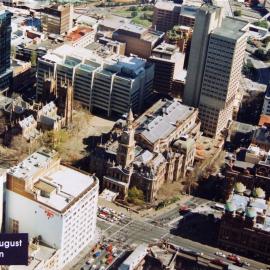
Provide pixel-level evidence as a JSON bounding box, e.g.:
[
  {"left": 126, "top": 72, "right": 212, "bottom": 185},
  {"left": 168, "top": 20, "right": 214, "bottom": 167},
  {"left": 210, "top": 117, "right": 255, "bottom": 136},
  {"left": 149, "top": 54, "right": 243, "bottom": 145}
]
[
  {"left": 97, "top": 196, "right": 269, "bottom": 270},
  {"left": 99, "top": 218, "right": 269, "bottom": 270}
]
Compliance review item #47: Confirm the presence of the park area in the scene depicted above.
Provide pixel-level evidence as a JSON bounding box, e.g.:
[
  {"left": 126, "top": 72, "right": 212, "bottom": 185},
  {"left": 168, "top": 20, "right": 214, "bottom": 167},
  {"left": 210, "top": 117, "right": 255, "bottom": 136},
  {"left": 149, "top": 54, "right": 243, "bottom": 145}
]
[{"left": 113, "top": 5, "right": 153, "bottom": 28}]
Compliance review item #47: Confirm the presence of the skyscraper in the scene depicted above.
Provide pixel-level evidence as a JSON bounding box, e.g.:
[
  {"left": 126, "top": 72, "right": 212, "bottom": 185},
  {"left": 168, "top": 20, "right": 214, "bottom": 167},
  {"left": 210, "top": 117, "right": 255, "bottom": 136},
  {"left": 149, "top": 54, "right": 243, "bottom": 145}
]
[
  {"left": 183, "top": 5, "right": 224, "bottom": 107},
  {"left": 0, "top": 4, "right": 12, "bottom": 92},
  {"left": 184, "top": 5, "right": 248, "bottom": 137}
]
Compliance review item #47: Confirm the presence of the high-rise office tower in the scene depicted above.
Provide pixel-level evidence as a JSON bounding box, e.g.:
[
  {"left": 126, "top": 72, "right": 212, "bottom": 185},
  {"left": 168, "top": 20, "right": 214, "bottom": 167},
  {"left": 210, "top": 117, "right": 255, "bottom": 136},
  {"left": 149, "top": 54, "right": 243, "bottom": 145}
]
[
  {"left": 184, "top": 5, "right": 248, "bottom": 137},
  {"left": 183, "top": 5, "right": 223, "bottom": 107},
  {"left": 0, "top": 4, "right": 12, "bottom": 92}
]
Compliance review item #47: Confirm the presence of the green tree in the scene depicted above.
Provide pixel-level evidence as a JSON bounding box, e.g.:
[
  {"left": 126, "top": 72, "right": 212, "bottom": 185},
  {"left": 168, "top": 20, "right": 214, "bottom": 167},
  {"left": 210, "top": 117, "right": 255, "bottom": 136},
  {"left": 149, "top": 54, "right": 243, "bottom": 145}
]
[
  {"left": 128, "top": 6, "right": 137, "bottom": 11},
  {"left": 233, "top": 10, "right": 241, "bottom": 16},
  {"left": 131, "top": 11, "right": 138, "bottom": 17},
  {"left": 127, "top": 186, "right": 144, "bottom": 205},
  {"left": 253, "top": 19, "right": 269, "bottom": 29},
  {"left": 30, "top": 50, "right": 37, "bottom": 67},
  {"left": 242, "top": 59, "right": 256, "bottom": 78},
  {"left": 254, "top": 48, "right": 266, "bottom": 60}
]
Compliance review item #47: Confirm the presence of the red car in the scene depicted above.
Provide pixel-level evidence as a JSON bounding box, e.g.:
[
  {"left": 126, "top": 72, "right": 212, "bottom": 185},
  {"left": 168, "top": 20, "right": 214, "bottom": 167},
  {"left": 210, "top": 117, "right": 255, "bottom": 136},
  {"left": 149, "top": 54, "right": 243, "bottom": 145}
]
[
  {"left": 179, "top": 205, "right": 191, "bottom": 214},
  {"left": 227, "top": 254, "right": 241, "bottom": 263},
  {"left": 211, "top": 259, "right": 228, "bottom": 266}
]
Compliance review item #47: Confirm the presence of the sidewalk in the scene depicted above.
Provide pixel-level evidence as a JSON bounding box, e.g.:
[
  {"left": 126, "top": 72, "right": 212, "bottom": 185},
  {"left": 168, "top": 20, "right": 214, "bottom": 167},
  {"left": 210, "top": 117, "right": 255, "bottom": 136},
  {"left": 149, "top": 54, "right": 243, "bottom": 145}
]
[{"left": 98, "top": 195, "right": 192, "bottom": 221}]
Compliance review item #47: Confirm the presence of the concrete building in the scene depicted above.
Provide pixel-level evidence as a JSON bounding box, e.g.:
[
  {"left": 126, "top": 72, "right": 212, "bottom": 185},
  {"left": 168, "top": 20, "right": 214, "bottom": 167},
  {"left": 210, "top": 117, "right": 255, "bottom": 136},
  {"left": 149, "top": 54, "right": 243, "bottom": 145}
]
[
  {"left": 37, "top": 44, "right": 154, "bottom": 117},
  {"left": 150, "top": 42, "right": 184, "bottom": 94},
  {"left": 152, "top": 1, "right": 182, "bottom": 32},
  {"left": 0, "top": 4, "right": 12, "bottom": 92},
  {"left": 41, "top": 4, "right": 73, "bottom": 35},
  {"left": 119, "top": 244, "right": 148, "bottom": 270},
  {"left": 184, "top": 5, "right": 248, "bottom": 137},
  {"left": 112, "top": 24, "right": 164, "bottom": 59},
  {"left": 183, "top": 5, "right": 224, "bottom": 107},
  {"left": 89, "top": 99, "right": 200, "bottom": 202},
  {"left": 5, "top": 148, "right": 99, "bottom": 269},
  {"left": 179, "top": 4, "right": 198, "bottom": 27},
  {"left": 65, "top": 25, "right": 96, "bottom": 47}
]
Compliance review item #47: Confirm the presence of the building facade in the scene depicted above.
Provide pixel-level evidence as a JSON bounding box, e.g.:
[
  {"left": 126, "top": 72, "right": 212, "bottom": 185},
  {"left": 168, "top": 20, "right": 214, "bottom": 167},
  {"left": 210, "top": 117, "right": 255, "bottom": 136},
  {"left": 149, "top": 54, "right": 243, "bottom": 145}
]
[
  {"left": 89, "top": 99, "right": 200, "bottom": 202},
  {"left": 37, "top": 45, "right": 154, "bottom": 117},
  {"left": 5, "top": 148, "right": 99, "bottom": 269},
  {"left": 112, "top": 24, "right": 164, "bottom": 59},
  {"left": 184, "top": 5, "right": 248, "bottom": 137},
  {"left": 152, "top": 1, "right": 181, "bottom": 32},
  {"left": 218, "top": 195, "right": 270, "bottom": 262},
  {"left": 0, "top": 4, "right": 12, "bottom": 92},
  {"left": 149, "top": 42, "right": 184, "bottom": 94},
  {"left": 41, "top": 4, "right": 73, "bottom": 35}
]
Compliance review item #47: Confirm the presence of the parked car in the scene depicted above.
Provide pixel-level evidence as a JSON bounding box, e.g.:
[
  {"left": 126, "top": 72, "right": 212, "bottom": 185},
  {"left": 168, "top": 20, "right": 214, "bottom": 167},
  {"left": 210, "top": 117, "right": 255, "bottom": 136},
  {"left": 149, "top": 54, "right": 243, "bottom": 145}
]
[
  {"left": 211, "top": 259, "right": 228, "bottom": 266},
  {"left": 227, "top": 254, "right": 241, "bottom": 263},
  {"left": 215, "top": 251, "right": 226, "bottom": 258}
]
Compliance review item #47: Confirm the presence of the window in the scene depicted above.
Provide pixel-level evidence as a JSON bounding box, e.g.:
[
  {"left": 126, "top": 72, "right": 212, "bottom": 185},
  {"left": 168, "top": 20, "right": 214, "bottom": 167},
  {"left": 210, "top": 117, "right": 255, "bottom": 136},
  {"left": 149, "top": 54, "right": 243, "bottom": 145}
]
[{"left": 10, "top": 218, "right": 19, "bottom": 233}]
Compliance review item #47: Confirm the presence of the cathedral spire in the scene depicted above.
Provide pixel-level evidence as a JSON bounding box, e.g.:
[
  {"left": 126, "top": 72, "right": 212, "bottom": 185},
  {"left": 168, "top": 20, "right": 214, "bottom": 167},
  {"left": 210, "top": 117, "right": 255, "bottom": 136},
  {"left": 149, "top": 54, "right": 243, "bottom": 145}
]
[{"left": 127, "top": 106, "right": 134, "bottom": 129}]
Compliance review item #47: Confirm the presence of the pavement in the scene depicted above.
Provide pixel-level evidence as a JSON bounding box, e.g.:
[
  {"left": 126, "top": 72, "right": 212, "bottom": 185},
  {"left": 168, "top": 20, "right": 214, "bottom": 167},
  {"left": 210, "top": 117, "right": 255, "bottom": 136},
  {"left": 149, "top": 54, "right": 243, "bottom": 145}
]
[
  {"left": 95, "top": 196, "right": 269, "bottom": 270},
  {"left": 68, "top": 195, "right": 269, "bottom": 270}
]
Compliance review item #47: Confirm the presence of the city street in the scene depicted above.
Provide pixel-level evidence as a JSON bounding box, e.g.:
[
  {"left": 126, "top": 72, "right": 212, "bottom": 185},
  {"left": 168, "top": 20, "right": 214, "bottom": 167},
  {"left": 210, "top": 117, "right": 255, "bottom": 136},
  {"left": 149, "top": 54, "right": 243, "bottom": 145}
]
[{"left": 95, "top": 196, "right": 269, "bottom": 270}]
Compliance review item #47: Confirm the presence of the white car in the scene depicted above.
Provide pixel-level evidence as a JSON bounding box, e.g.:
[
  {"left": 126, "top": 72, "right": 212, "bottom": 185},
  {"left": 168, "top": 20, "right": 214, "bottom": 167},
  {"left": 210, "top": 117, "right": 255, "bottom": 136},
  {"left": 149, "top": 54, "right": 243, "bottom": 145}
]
[{"left": 215, "top": 251, "right": 226, "bottom": 258}]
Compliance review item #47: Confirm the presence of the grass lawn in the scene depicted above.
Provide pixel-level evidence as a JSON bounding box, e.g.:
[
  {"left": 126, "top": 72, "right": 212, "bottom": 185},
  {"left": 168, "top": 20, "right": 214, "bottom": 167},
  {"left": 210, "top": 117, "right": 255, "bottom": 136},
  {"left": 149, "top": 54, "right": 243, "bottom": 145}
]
[
  {"left": 113, "top": 6, "right": 153, "bottom": 27},
  {"left": 131, "top": 16, "right": 152, "bottom": 27}
]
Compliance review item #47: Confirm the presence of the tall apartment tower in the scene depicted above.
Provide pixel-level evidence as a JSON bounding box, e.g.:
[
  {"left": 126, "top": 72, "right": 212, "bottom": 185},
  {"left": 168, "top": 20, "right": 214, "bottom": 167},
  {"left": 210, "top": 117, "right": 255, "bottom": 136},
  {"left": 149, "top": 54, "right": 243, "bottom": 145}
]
[
  {"left": 184, "top": 5, "right": 248, "bottom": 137},
  {"left": 183, "top": 5, "right": 224, "bottom": 107},
  {"left": 0, "top": 4, "right": 12, "bottom": 92}
]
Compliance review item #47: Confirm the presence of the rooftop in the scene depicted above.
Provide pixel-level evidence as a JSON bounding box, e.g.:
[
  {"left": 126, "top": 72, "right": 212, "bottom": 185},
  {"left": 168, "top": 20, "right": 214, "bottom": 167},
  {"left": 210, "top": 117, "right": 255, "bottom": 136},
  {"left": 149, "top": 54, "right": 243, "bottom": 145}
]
[
  {"left": 66, "top": 26, "right": 93, "bottom": 42},
  {"left": 8, "top": 149, "right": 97, "bottom": 212},
  {"left": 227, "top": 193, "right": 270, "bottom": 232},
  {"left": 9, "top": 242, "right": 57, "bottom": 270},
  {"left": 212, "top": 17, "right": 248, "bottom": 40},
  {"left": 119, "top": 244, "right": 148, "bottom": 269},
  {"left": 155, "top": 1, "right": 181, "bottom": 11},
  {"left": 136, "top": 99, "right": 196, "bottom": 144}
]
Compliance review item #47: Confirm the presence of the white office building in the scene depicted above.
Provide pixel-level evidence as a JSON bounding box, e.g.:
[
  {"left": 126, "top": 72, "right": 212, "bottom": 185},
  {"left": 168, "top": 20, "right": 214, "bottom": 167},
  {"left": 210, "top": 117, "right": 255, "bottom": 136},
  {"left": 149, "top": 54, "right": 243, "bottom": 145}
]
[
  {"left": 36, "top": 44, "right": 154, "bottom": 116},
  {"left": 5, "top": 148, "right": 99, "bottom": 269}
]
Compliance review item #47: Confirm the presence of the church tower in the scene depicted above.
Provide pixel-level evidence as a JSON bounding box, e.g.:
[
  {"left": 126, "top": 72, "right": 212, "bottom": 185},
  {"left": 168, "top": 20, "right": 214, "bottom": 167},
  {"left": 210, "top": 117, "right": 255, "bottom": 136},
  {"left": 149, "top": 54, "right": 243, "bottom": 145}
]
[
  {"left": 42, "top": 72, "right": 57, "bottom": 104},
  {"left": 57, "top": 78, "right": 73, "bottom": 127},
  {"left": 116, "top": 108, "right": 135, "bottom": 168}
]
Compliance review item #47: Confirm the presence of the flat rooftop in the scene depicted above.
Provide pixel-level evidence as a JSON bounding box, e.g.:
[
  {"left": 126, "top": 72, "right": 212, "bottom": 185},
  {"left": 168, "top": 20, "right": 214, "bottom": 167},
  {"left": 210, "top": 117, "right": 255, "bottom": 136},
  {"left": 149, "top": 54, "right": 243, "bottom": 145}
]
[
  {"left": 213, "top": 17, "right": 248, "bottom": 40},
  {"left": 155, "top": 1, "right": 181, "bottom": 11},
  {"left": 8, "top": 149, "right": 96, "bottom": 212}
]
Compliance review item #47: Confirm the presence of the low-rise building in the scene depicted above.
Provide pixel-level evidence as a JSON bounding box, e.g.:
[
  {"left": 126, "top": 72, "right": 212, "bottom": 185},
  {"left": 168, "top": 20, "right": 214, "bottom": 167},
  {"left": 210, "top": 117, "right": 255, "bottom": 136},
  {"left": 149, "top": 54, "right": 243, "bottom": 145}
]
[
  {"left": 89, "top": 99, "right": 200, "bottom": 202},
  {"left": 5, "top": 148, "right": 99, "bottom": 269},
  {"left": 119, "top": 244, "right": 148, "bottom": 270},
  {"left": 218, "top": 193, "right": 270, "bottom": 262},
  {"left": 112, "top": 24, "right": 164, "bottom": 59},
  {"left": 65, "top": 25, "right": 96, "bottom": 47}
]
